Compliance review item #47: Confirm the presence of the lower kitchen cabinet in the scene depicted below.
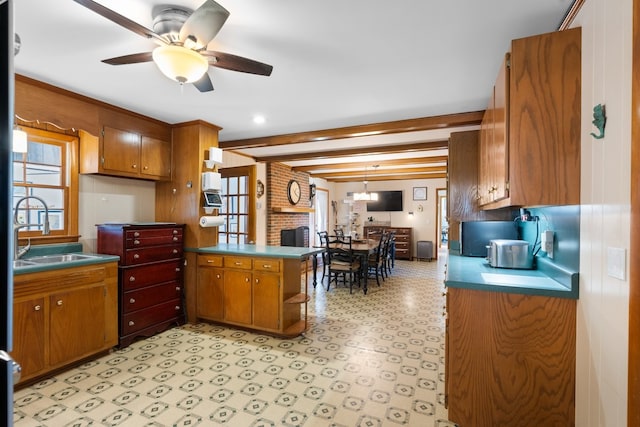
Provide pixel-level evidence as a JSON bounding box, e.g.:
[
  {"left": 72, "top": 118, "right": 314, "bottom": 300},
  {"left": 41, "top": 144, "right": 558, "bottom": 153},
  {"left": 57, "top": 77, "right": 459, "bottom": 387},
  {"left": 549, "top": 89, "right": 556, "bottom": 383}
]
[
  {"left": 446, "top": 287, "right": 576, "bottom": 427},
  {"left": 12, "top": 262, "right": 118, "bottom": 386},
  {"left": 196, "top": 253, "right": 309, "bottom": 336}
]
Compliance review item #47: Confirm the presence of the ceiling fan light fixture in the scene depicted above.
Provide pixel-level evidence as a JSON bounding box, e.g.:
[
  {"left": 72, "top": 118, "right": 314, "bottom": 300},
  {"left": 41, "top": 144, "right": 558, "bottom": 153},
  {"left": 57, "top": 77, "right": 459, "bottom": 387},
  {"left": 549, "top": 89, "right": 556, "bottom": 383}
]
[{"left": 152, "top": 45, "right": 208, "bottom": 84}]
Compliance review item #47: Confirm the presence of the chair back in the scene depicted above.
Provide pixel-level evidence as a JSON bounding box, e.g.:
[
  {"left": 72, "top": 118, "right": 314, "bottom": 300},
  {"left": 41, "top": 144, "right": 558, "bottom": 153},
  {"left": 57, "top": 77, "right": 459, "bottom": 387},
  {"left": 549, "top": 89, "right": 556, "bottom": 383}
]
[
  {"left": 317, "top": 231, "right": 329, "bottom": 247},
  {"left": 327, "top": 234, "right": 354, "bottom": 265},
  {"left": 334, "top": 229, "right": 345, "bottom": 238},
  {"left": 370, "top": 232, "right": 385, "bottom": 263}
]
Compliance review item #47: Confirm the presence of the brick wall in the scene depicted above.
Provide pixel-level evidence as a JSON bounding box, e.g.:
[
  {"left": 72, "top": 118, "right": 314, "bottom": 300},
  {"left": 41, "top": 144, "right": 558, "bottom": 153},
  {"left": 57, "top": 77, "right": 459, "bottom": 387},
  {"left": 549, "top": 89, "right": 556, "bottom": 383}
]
[{"left": 267, "top": 163, "right": 311, "bottom": 245}]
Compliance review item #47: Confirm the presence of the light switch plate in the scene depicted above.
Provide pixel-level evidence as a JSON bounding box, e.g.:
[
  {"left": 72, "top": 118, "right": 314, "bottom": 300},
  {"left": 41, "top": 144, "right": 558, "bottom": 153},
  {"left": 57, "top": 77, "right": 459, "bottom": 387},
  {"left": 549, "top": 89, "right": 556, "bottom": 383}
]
[{"left": 607, "top": 247, "right": 626, "bottom": 280}]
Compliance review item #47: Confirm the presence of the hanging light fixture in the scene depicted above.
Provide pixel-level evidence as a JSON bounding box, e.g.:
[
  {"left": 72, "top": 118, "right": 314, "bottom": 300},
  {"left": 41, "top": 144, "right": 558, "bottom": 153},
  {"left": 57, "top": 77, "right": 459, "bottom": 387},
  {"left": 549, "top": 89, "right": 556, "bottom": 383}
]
[
  {"left": 13, "top": 126, "right": 27, "bottom": 153},
  {"left": 353, "top": 165, "right": 379, "bottom": 201},
  {"left": 152, "top": 45, "right": 208, "bottom": 84}
]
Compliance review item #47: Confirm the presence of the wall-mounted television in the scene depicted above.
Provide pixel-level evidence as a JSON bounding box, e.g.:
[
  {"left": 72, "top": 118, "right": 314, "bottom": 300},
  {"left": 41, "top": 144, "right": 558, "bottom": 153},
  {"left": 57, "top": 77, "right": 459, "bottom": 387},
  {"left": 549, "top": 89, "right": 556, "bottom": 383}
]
[{"left": 366, "top": 190, "right": 403, "bottom": 212}]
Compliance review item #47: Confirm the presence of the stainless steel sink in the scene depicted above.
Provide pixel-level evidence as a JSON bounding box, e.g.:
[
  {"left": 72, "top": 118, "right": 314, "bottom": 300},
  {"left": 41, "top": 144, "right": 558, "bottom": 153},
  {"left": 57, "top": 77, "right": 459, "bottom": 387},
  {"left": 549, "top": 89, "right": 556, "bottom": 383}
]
[
  {"left": 25, "top": 253, "right": 99, "bottom": 264},
  {"left": 13, "top": 259, "right": 36, "bottom": 268}
]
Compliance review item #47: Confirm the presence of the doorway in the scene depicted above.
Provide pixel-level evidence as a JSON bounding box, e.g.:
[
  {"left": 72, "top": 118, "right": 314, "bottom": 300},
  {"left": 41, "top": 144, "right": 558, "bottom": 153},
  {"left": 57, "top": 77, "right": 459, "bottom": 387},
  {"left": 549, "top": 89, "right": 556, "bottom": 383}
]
[
  {"left": 314, "top": 187, "right": 329, "bottom": 246},
  {"left": 436, "top": 188, "right": 448, "bottom": 249}
]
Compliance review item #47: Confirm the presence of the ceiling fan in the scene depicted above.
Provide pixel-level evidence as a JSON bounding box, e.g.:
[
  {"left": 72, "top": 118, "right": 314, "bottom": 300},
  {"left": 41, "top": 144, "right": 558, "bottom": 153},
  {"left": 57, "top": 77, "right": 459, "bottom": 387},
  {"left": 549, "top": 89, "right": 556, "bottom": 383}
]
[{"left": 73, "top": 0, "right": 273, "bottom": 92}]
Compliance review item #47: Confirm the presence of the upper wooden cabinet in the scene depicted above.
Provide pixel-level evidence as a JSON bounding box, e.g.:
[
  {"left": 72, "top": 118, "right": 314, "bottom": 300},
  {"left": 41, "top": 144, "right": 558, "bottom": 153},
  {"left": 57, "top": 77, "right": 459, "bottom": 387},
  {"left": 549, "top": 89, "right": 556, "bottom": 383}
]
[
  {"left": 479, "top": 27, "right": 581, "bottom": 209},
  {"left": 80, "top": 126, "right": 172, "bottom": 181}
]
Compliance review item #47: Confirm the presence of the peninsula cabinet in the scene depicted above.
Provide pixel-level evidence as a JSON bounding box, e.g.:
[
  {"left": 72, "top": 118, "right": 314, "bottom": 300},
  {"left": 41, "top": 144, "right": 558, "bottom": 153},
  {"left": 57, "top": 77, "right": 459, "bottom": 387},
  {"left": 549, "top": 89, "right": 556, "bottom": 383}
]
[
  {"left": 446, "top": 287, "right": 576, "bottom": 426},
  {"left": 97, "top": 223, "right": 186, "bottom": 348},
  {"left": 197, "top": 253, "right": 310, "bottom": 336},
  {"left": 479, "top": 27, "right": 581, "bottom": 209},
  {"left": 80, "top": 125, "right": 172, "bottom": 181},
  {"left": 12, "top": 262, "right": 119, "bottom": 386}
]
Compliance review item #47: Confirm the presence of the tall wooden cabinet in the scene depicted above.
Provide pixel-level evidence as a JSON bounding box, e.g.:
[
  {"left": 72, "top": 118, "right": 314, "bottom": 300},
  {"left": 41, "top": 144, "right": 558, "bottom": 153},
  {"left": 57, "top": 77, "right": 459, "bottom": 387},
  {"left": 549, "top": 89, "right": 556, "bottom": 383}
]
[
  {"left": 97, "top": 223, "right": 186, "bottom": 347},
  {"left": 479, "top": 27, "right": 581, "bottom": 209}
]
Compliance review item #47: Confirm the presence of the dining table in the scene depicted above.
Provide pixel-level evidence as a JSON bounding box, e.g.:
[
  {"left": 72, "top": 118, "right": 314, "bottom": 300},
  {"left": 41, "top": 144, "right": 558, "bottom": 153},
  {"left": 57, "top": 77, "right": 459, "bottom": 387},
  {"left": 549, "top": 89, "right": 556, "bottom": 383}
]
[{"left": 314, "top": 238, "right": 378, "bottom": 294}]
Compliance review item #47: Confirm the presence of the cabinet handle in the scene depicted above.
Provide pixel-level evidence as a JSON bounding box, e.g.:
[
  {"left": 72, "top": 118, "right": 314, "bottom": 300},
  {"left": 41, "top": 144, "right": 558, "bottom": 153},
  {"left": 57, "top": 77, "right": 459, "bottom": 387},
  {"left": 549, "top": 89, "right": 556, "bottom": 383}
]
[
  {"left": 207, "top": 259, "right": 215, "bottom": 263},
  {"left": 245, "top": 277, "right": 250, "bottom": 282},
  {"left": 132, "top": 164, "right": 137, "bottom": 169},
  {"left": 143, "top": 165, "right": 149, "bottom": 170},
  {"left": 173, "top": 230, "right": 178, "bottom": 234},
  {"left": 216, "top": 274, "right": 221, "bottom": 279},
  {"left": 262, "top": 264, "right": 271, "bottom": 269},
  {"left": 134, "top": 239, "right": 140, "bottom": 245},
  {"left": 255, "top": 278, "right": 259, "bottom": 284},
  {"left": 172, "top": 249, "right": 178, "bottom": 254},
  {"left": 175, "top": 306, "right": 180, "bottom": 311},
  {"left": 34, "top": 305, "right": 41, "bottom": 311},
  {"left": 130, "top": 298, "right": 136, "bottom": 304},
  {"left": 129, "top": 276, "right": 136, "bottom": 282},
  {"left": 57, "top": 300, "right": 63, "bottom": 306},
  {"left": 176, "top": 286, "right": 181, "bottom": 291},
  {"left": 128, "top": 321, "right": 135, "bottom": 326},
  {"left": 173, "top": 237, "right": 178, "bottom": 241},
  {"left": 176, "top": 267, "right": 181, "bottom": 272},
  {"left": 235, "top": 262, "right": 242, "bottom": 265},
  {"left": 134, "top": 232, "right": 140, "bottom": 237},
  {"left": 133, "top": 254, "right": 140, "bottom": 259}
]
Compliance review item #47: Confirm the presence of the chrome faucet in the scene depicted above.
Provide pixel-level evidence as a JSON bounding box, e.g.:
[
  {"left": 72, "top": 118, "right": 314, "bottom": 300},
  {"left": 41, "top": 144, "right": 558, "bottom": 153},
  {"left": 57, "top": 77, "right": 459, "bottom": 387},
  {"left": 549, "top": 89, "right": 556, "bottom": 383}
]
[{"left": 13, "top": 195, "right": 50, "bottom": 260}]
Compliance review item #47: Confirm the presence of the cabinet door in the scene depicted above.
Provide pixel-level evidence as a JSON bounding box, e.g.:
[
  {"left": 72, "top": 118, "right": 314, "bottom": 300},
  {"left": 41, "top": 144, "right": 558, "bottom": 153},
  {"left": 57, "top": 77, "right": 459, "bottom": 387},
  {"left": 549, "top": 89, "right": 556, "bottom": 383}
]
[
  {"left": 253, "top": 272, "right": 280, "bottom": 330},
  {"left": 197, "top": 267, "right": 224, "bottom": 321},
  {"left": 492, "top": 54, "right": 509, "bottom": 202},
  {"left": 49, "top": 284, "right": 105, "bottom": 366},
  {"left": 102, "top": 126, "right": 140, "bottom": 175},
  {"left": 224, "top": 270, "right": 252, "bottom": 325},
  {"left": 141, "top": 135, "right": 171, "bottom": 180},
  {"left": 11, "top": 297, "right": 46, "bottom": 379},
  {"left": 479, "top": 89, "right": 494, "bottom": 206}
]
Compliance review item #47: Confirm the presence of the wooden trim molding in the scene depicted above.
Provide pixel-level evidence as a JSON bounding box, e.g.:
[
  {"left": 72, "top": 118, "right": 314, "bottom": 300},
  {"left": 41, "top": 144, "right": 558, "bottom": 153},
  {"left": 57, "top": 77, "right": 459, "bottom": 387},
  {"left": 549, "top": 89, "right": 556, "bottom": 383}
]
[
  {"left": 559, "top": 0, "right": 585, "bottom": 31},
  {"left": 219, "top": 111, "right": 483, "bottom": 150},
  {"left": 630, "top": 0, "right": 640, "bottom": 424}
]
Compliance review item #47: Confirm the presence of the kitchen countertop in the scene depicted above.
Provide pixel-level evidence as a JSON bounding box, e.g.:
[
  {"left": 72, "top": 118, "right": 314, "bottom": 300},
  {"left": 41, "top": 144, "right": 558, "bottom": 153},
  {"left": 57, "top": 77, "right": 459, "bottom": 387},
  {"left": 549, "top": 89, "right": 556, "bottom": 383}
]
[
  {"left": 13, "top": 243, "right": 119, "bottom": 275},
  {"left": 445, "top": 254, "right": 579, "bottom": 299},
  {"left": 187, "top": 243, "right": 323, "bottom": 259}
]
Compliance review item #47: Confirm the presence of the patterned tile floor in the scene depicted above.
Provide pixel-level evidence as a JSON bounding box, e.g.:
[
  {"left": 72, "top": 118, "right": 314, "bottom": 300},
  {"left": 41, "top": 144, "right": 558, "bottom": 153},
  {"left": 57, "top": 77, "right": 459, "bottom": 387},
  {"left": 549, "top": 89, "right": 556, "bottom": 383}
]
[{"left": 13, "top": 256, "right": 455, "bottom": 427}]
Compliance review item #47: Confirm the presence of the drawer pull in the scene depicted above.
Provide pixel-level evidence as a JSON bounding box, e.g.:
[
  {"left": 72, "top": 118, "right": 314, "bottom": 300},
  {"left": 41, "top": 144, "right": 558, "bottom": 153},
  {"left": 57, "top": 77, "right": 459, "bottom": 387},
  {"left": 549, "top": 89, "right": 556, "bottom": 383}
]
[
  {"left": 175, "top": 306, "right": 180, "bottom": 311},
  {"left": 134, "top": 239, "right": 140, "bottom": 245},
  {"left": 143, "top": 165, "right": 149, "bottom": 170},
  {"left": 173, "top": 230, "right": 178, "bottom": 234},
  {"left": 207, "top": 259, "right": 215, "bottom": 263},
  {"left": 133, "top": 254, "right": 140, "bottom": 259},
  {"left": 216, "top": 274, "right": 221, "bottom": 279},
  {"left": 132, "top": 164, "right": 137, "bottom": 169},
  {"left": 34, "top": 305, "right": 41, "bottom": 311},
  {"left": 128, "top": 321, "right": 135, "bottom": 326},
  {"left": 255, "top": 278, "right": 259, "bottom": 283},
  {"left": 262, "top": 264, "right": 271, "bottom": 269},
  {"left": 245, "top": 277, "right": 250, "bottom": 282},
  {"left": 176, "top": 286, "right": 181, "bottom": 291},
  {"left": 56, "top": 300, "right": 63, "bottom": 306},
  {"left": 134, "top": 232, "right": 140, "bottom": 237},
  {"left": 129, "top": 276, "right": 136, "bottom": 282},
  {"left": 176, "top": 268, "right": 181, "bottom": 272},
  {"left": 172, "top": 249, "right": 178, "bottom": 254},
  {"left": 130, "top": 298, "right": 136, "bottom": 304},
  {"left": 173, "top": 236, "right": 178, "bottom": 241},
  {"left": 235, "top": 262, "right": 242, "bottom": 265}
]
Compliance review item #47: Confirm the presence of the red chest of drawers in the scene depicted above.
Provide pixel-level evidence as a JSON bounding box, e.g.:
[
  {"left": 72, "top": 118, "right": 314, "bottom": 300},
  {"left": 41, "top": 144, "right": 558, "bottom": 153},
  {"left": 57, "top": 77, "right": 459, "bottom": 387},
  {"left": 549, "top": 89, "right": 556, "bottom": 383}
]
[{"left": 97, "top": 223, "right": 186, "bottom": 347}]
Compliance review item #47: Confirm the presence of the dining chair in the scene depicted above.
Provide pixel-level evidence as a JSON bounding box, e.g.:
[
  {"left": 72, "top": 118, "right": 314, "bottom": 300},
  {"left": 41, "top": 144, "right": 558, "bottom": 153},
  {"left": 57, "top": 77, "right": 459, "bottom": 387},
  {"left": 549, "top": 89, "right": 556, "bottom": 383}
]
[
  {"left": 367, "top": 231, "right": 386, "bottom": 287},
  {"left": 326, "top": 235, "right": 361, "bottom": 294},
  {"left": 334, "top": 229, "right": 344, "bottom": 238},
  {"left": 317, "top": 231, "right": 329, "bottom": 282},
  {"left": 383, "top": 231, "right": 396, "bottom": 277}
]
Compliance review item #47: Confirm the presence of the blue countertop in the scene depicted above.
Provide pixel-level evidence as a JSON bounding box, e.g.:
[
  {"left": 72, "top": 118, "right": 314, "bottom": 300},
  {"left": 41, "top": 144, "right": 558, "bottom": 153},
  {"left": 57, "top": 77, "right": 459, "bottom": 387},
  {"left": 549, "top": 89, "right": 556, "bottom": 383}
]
[
  {"left": 445, "top": 254, "right": 579, "bottom": 299},
  {"left": 188, "top": 243, "right": 323, "bottom": 259}
]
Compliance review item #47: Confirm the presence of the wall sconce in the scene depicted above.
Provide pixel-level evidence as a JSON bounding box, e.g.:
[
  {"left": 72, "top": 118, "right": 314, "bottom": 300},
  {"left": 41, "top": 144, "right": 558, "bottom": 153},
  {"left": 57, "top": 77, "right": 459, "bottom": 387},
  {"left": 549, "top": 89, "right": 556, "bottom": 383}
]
[{"left": 13, "top": 127, "right": 27, "bottom": 153}]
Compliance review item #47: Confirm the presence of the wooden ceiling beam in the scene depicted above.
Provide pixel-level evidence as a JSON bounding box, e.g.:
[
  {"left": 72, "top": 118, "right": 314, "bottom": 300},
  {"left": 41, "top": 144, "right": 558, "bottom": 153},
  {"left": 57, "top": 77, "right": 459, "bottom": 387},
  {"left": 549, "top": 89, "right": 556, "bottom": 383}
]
[
  {"left": 220, "top": 111, "right": 484, "bottom": 149},
  {"left": 253, "top": 140, "right": 449, "bottom": 162},
  {"left": 312, "top": 165, "right": 447, "bottom": 179},
  {"left": 292, "top": 155, "right": 448, "bottom": 172},
  {"left": 329, "top": 172, "right": 447, "bottom": 182}
]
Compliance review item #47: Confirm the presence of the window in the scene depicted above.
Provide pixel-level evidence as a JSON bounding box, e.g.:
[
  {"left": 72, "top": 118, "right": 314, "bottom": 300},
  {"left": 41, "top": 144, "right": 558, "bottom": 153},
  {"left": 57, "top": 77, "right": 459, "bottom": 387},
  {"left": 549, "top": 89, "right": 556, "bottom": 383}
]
[
  {"left": 218, "top": 166, "right": 256, "bottom": 244},
  {"left": 12, "top": 127, "right": 79, "bottom": 243}
]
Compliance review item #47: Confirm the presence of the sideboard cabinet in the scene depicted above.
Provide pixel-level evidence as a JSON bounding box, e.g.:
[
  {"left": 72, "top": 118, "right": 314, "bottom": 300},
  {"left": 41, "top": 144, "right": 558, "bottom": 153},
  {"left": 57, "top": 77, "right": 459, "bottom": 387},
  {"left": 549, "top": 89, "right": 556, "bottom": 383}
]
[
  {"left": 97, "top": 223, "right": 186, "bottom": 347},
  {"left": 364, "top": 226, "right": 412, "bottom": 260}
]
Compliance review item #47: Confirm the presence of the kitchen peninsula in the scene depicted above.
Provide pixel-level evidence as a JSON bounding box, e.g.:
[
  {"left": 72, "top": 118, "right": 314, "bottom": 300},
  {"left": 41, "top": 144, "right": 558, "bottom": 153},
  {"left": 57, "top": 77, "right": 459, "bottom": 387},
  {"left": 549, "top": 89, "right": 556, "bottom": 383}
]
[{"left": 190, "top": 244, "right": 322, "bottom": 337}]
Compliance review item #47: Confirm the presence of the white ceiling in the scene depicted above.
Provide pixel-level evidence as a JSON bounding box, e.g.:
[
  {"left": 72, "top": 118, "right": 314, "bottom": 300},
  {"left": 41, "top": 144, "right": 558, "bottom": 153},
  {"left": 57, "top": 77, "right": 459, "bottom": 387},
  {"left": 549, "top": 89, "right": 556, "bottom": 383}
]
[{"left": 13, "top": 0, "right": 574, "bottom": 180}]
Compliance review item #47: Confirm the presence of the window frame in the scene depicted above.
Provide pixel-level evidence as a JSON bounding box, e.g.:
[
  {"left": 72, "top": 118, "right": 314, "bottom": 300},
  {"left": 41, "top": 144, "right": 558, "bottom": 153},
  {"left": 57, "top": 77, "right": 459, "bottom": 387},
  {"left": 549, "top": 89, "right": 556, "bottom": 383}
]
[
  {"left": 13, "top": 126, "right": 79, "bottom": 244},
  {"left": 218, "top": 165, "right": 257, "bottom": 244}
]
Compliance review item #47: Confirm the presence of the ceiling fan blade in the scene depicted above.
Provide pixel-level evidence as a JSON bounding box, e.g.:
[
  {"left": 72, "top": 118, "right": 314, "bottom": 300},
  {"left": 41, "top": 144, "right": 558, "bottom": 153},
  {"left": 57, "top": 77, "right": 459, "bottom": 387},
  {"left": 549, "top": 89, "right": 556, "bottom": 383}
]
[
  {"left": 193, "top": 73, "right": 214, "bottom": 92},
  {"left": 72, "top": 0, "right": 167, "bottom": 45},
  {"left": 102, "top": 52, "right": 154, "bottom": 65},
  {"left": 179, "top": 0, "right": 230, "bottom": 49},
  {"left": 202, "top": 51, "right": 273, "bottom": 76}
]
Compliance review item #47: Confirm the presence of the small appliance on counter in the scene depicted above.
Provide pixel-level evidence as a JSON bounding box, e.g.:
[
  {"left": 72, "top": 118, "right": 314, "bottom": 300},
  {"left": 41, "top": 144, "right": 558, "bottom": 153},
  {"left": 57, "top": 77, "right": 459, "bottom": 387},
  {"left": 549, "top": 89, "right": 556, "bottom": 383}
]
[
  {"left": 460, "top": 220, "right": 518, "bottom": 257},
  {"left": 486, "top": 239, "right": 534, "bottom": 269}
]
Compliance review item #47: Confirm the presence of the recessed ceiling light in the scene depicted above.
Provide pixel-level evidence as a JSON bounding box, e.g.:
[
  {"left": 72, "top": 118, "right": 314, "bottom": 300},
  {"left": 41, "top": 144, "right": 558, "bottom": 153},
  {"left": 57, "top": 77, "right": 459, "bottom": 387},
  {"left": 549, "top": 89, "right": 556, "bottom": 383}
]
[{"left": 253, "top": 115, "right": 266, "bottom": 125}]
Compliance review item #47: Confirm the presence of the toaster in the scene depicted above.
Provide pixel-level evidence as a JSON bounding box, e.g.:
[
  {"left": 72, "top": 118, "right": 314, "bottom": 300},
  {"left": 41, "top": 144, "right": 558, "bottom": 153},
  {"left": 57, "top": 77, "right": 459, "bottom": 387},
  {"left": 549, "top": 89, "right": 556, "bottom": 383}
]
[{"left": 486, "top": 239, "right": 534, "bottom": 269}]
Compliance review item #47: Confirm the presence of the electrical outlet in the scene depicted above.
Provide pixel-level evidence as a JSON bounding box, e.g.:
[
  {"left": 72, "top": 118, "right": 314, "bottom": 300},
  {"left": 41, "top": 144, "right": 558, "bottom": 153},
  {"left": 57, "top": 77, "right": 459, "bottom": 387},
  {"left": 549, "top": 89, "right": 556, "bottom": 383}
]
[{"left": 541, "top": 230, "right": 554, "bottom": 259}]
